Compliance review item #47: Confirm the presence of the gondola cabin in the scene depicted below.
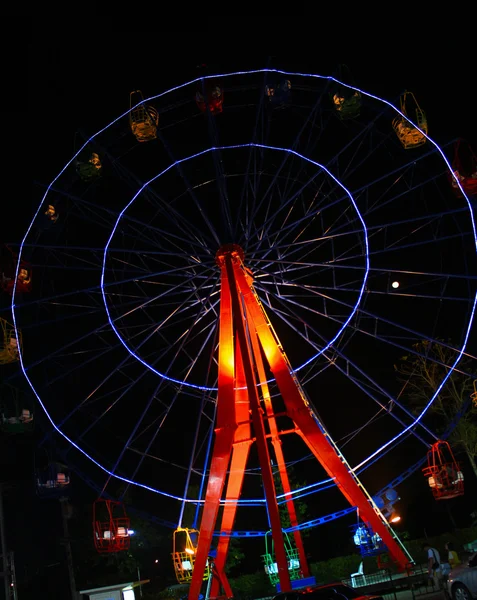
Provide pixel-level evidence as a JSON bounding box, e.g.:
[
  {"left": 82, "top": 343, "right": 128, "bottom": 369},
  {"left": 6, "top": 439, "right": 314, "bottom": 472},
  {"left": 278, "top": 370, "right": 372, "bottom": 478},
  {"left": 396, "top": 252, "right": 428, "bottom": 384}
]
[
  {"left": 1, "top": 260, "right": 32, "bottom": 295},
  {"left": 392, "top": 91, "right": 428, "bottom": 149},
  {"left": 262, "top": 530, "right": 302, "bottom": 586},
  {"left": 129, "top": 90, "right": 159, "bottom": 142},
  {"left": 93, "top": 499, "right": 131, "bottom": 553},
  {"left": 0, "top": 382, "right": 33, "bottom": 434},
  {"left": 36, "top": 462, "right": 71, "bottom": 497},
  {"left": 450, "top": 139, "right": 477, "bottom": 197},
  {"left": 172, "top": 527, "right": 210, "bottom": 584},
  {"left": 1, "top": 407, "right": 33, "bottom": 433},
  {"left": 331, "top": 64, "right": 361, "bottom": 120},
  {"left": 422, "top": 440, "right": 464, "bottom": 500},
  {"left": 351, "top": 522, "right": 387, "bottom": 557},
  {"left": 76, "top": 152, "right": 102, "bottom": 182},
  {"left": 265, "top": 79, "right": 292, "bottom": 108},
  {"left": 332, "top": 89, "right": 361, "bottom": 119},
  {"left": 42, "top": 203, "right": 60, "bottom": 228},
  {"left": 195, "top": 81, "right": 224, "bottom": 115},
  {"left": 0, "top": 319, "right": 21, "bottom": 364}
]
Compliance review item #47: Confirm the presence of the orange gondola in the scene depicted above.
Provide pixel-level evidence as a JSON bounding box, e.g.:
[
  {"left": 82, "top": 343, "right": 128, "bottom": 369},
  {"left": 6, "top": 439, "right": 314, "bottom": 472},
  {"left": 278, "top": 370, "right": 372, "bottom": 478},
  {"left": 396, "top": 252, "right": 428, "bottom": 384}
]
[
  {"left": 129, "top": 90, "right": 159, "bottom": 142},
  {"left": 392, "top": 91, "right": 428, "bottom": 149}
]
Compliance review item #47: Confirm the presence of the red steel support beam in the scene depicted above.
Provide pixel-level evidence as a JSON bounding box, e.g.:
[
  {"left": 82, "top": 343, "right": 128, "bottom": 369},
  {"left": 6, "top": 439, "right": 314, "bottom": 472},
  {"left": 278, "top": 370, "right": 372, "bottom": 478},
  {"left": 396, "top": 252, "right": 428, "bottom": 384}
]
[
  {"left": 188, "top": 265, "right": 237, "bottom": 600},
  {"left": 233, "top": 259, "right": 411, "bottom": 572},
  {"left": 224, "top": 251, "right": 291, "bottom": 591},
  {"left": 210, "top": 344, "right": 252, "bottom": 599}
]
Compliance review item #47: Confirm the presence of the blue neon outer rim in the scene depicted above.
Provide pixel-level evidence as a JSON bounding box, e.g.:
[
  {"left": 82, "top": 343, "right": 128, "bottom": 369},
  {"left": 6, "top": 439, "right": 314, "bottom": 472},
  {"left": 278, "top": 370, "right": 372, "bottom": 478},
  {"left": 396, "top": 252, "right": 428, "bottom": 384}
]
[{"left": 10, "top": 68, "right": 477, "bottom": 504}]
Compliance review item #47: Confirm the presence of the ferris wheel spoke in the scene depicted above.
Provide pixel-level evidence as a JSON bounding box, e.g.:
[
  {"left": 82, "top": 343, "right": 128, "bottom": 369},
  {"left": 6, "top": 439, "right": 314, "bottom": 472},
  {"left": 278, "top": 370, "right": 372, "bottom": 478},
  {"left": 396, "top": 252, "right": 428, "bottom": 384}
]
[
  {"left": 234, "top": 75, "right": 277, "bottom": 240},
  {"left": 245, "top": 208, "right": 470, "bottom": 278},
  {"left": 253, "top": 136, "right": 453, "bottom": 266},
  {"left": 152, "top": 130, "right": 223, "bottom": 248},
  {"left": 258, "top": 278, "right": 475, "bottom": 382},
  {"left": 320, "top": 347, "right": 435, "bottom": 443},
  {"left": 105, "top": 267, "right": 219, "bottom": 352},
  {"left": 106, "top": 266, "right": 215, "bottom": 322},
  {"left": 60, "top": 161, "right": 216, "bottom": 253},
  {"left": 52, "top": 338, "right": 170, "bottom": 432},
  {"left": 259, "top": 291, "right": 437, "bottom": 442}
]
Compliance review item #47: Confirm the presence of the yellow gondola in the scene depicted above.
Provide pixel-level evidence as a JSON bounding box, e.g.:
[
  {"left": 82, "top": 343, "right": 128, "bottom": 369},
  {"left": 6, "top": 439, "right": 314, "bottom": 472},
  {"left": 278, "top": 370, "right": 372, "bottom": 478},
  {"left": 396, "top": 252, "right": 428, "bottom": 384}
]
[
  {"left": 129, "top": 90, "right": 159, "bottom": 142},
  {"left": 172, "top": 527, "right": 210, "bottom": 584},
  {"left": 0, "top": 318, "right": 21, "bottom": 364},
  {"left": 392, "top": 91, "right": 428, "bottom": 149}
]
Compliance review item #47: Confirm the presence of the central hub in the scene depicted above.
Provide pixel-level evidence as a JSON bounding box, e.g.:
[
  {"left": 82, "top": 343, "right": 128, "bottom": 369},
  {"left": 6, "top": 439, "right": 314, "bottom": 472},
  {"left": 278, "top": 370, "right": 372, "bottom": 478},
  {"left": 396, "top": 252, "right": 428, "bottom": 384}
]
[{"left": 215, "top": 243, "right": 244, "bottom": 267}]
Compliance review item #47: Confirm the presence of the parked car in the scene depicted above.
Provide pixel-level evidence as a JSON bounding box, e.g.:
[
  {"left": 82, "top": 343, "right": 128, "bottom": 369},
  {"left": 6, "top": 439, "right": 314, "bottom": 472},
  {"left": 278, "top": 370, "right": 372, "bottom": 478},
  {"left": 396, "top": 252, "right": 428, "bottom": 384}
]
[
  {"left": 447, "top": 554, "right": 477, "bottom": 600},
  {"left": 273, "top": 582, "right": 384, "bottom": 600}
]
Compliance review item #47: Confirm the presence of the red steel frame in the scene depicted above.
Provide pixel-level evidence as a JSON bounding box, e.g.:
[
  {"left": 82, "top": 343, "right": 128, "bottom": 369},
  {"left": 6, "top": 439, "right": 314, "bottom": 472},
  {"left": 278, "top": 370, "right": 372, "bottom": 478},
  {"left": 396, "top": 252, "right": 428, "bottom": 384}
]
[{"left": 187, "top": 245, "right": 411, "bottom": 600}]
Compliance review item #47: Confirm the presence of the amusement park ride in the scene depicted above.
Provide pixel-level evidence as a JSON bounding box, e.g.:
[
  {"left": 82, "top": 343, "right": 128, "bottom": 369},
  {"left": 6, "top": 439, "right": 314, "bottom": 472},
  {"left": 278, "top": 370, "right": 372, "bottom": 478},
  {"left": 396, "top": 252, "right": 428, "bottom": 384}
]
[{"left": 2, "top": 66, "right": 476, "bottom": 600}]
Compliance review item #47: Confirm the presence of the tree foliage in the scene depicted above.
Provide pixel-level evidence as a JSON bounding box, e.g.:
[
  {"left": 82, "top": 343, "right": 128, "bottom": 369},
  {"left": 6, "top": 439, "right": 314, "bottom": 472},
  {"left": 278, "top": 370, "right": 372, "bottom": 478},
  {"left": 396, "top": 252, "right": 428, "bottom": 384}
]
[
  {"left": 273, "top": 465, "right": 311, "bottom": 537},
  {"left": 395, "top": 339, "right": 477, "bottom": 479}
]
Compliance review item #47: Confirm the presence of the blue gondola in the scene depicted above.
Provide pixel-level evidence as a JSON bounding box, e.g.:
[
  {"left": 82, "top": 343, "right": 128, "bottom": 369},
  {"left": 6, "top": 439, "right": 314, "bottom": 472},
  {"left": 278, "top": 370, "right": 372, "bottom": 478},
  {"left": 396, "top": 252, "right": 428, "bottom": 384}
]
[{"left": 351, "top": 522, "right": 387, "bottom": 557}]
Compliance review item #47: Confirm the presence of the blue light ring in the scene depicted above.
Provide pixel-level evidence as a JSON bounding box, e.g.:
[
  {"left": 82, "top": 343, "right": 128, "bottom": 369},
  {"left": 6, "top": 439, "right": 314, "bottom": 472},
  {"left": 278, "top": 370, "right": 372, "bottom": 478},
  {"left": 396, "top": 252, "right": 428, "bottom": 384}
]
[
  {"left": 10, "top": 68, "right": 477, "bottom": 507},
  {"left": 100, "top": 143, "right": 370, "bottom": 390}
]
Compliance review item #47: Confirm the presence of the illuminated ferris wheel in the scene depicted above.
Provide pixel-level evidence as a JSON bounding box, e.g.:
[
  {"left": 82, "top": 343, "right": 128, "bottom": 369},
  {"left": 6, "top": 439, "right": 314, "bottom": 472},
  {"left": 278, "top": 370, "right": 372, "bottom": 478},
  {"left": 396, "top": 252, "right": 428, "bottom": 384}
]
[{"left": 3, "top": 67, "right": 477, "bottom": 598}]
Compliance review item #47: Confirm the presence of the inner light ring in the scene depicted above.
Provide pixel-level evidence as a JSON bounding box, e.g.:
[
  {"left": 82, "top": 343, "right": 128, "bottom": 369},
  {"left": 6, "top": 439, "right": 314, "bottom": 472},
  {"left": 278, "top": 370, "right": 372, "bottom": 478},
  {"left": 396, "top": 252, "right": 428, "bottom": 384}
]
[{"left": 101, "top": 143, "right": 370, "bottom": 391}]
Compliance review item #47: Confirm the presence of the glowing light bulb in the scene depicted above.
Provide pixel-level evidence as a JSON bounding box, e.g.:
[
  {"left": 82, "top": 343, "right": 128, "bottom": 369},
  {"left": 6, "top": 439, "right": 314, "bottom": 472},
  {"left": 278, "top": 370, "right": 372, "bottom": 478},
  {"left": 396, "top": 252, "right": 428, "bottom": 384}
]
[
  {"left": 390, "top": 513, "right": 401, "bottom": 523},
  {"left": 391, "top": 281, "right": 400, "bottom": 289}
]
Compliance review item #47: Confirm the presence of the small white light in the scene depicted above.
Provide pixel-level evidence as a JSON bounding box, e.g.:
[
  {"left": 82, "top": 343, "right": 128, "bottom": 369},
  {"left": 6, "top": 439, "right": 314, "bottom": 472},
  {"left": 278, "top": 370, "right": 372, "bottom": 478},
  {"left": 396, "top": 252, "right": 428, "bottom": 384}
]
[
  {"left": 391, "top": 281, "right": 400, "bottom": 289},
  {"left": 127, "top": 529, "right": 135, "bottom": 535}
]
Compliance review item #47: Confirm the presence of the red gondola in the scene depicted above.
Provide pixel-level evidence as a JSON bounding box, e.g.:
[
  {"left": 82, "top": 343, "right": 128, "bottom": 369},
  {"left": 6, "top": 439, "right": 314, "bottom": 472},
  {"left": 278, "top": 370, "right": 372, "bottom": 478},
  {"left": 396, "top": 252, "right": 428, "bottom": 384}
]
[
  {"left": 422, "top": 440, "right": 464, "bottom": 500},
  {"left": 195, "top": 82, "right": 223, "bottom": 115},
  {"left": 449, "top": 139, "right": 477, "bottom": 197},
  {"left": 1, "top": 245, "right": 32, "bottom": 295},
  {"left": 1, "top": 260, "right": 32, "bottom": 295},
  {"left": 93, "top": 499, "right": 131, "bottom": 553}
]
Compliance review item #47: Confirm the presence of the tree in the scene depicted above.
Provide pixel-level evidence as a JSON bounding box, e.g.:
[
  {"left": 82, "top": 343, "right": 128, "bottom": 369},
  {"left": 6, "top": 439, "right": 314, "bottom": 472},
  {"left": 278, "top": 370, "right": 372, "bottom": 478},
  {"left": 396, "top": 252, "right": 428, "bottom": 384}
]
[
  {"left": 273, "top": 465, "right": 311, "bottom": 537},
  {"left": 395, "top": 339, "right": 477, "bottom": 479}
]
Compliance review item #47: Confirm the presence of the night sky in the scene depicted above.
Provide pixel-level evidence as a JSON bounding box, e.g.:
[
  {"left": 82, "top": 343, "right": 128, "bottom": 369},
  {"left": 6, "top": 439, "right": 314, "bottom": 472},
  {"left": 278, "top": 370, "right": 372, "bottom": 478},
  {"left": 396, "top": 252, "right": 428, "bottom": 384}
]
[{"left": 2, "top": 25, "right": 477, "bottom": 599}]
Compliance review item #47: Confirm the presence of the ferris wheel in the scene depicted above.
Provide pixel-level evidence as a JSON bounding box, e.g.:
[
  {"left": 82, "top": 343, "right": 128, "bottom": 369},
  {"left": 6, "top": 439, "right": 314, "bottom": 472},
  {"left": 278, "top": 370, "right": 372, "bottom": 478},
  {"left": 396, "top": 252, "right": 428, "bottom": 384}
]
[{"left": 4, "top": 67, "right": 477, "bottom": 597}]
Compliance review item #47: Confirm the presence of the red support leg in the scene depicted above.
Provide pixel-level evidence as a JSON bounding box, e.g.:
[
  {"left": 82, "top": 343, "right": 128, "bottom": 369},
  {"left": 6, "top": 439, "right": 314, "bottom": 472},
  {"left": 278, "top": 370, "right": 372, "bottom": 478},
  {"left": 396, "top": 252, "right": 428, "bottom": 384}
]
[
  {"left": 189, "top": 243, "right": 411, "bottom": 600},
  {"left": 210, "top": 345, "right": 252, "bottom": 599},
  {"left": 224, "top": 252, "right": 291, "bottom": 592},
  {"left": 188, "top": 267, "right": 237, "bottom": 600},
  {"left": 234, "top": 260, "right": 411, "bottom": 572}
]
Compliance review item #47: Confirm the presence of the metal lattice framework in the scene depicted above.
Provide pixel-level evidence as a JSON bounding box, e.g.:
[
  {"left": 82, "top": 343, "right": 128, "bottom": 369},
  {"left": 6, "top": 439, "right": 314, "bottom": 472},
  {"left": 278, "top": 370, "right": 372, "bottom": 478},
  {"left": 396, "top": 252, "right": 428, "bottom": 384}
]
[{"left": 4, "top": 68, "right": 477, "bottom": 596}]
